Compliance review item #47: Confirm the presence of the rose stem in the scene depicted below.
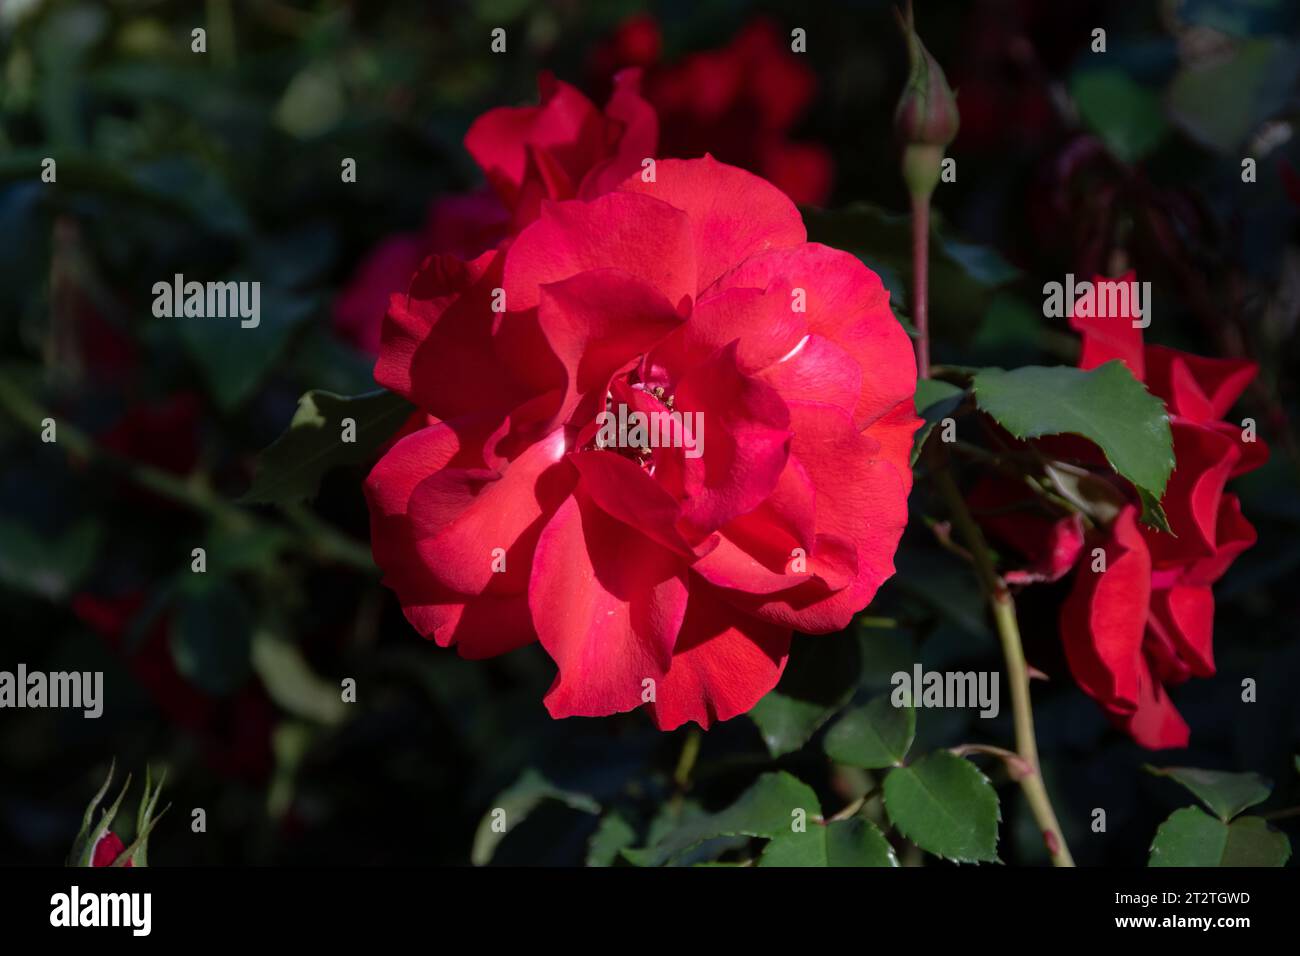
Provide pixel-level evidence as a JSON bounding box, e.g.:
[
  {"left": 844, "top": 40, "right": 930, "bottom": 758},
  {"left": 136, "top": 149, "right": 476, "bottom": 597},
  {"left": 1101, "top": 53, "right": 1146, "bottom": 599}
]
[
  {"left": 934, "top": 465, "right": 1075, "bottom": 866},
  {"left": 912, "top": 190, "right": 931, "bottom": 380}
]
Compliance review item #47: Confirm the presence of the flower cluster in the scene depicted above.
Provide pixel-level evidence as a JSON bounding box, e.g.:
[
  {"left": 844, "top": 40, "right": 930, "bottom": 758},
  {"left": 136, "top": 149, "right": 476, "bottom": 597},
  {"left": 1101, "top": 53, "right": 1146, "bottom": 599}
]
[{"left": 974, "top": 274, "right": 1266, "bottom": 748}]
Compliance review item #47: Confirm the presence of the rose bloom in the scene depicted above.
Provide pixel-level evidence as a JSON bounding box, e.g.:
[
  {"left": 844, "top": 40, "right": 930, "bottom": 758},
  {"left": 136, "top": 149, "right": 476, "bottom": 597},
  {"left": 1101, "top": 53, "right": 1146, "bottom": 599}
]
[
  {"left": 364, "top": 156, "right": 917, "bottom": 728},
  {"left": 973, "top": 273, "right": 1266, "bottom": 748}
]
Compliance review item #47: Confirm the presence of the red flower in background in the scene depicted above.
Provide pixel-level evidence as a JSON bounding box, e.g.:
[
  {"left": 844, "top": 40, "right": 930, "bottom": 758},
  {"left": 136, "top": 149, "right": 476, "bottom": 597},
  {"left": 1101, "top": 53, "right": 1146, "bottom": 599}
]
[
  {"left": 593, "top": 16, "right": 833, "bottom": 206},
  {"left": 976, "top": 274, "right": 1266, "bottom": 748},
  {"left": 98, "top": 391, "right": 202, "bottom": 479},
  {"left": 364, "top": 156, "right": 917, "bottom": 729},
  {"left": 334, "top": 194, "right": 509, "bottom": 354},
  {"left": 72, "top": 592, "right": 275, "bottom": 780}
]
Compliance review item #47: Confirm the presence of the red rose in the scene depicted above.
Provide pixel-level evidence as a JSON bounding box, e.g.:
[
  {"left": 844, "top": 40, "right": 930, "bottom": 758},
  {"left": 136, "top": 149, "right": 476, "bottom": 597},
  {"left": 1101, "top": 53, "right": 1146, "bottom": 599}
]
[
  {"left": 588, "top": 14, "right": 662, "bottom": 81},
  {"left": 1061, "top": 276, "right": 1265, "bottom": 747},
  {"left": 465, "top": 69, "right": 658, "bottom": 230},
  {"left": 364, "top": 156, "right": 917, "bottom": 729},
  {"left": 976, "top": 274, "right": 1265, "bottom": 748},
  {"left": 592, "top": 17, "right": 834, "bottom": 206}
]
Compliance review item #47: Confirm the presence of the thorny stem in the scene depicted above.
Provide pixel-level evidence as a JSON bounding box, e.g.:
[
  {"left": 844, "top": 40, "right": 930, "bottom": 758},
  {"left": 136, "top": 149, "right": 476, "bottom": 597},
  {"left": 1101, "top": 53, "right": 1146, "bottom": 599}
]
[
  {"left": 0, "top": 376, "right": 375, "bottom": 572},
  {"left": 948, "top": 743, "right": 1030, "bottom": 776},
  {"left": 934, "top": 463, "right": 1075, "bottom": 866},
  {"left": 905, "top": 122, "right": 1071, "bottom": 862}
]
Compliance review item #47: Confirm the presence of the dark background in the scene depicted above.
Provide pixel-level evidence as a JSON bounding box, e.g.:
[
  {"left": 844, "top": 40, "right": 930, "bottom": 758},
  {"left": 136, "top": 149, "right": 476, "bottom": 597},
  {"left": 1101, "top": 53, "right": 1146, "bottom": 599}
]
[{"left": 1, "top": 0, "right": 1297, "bottom": 866}]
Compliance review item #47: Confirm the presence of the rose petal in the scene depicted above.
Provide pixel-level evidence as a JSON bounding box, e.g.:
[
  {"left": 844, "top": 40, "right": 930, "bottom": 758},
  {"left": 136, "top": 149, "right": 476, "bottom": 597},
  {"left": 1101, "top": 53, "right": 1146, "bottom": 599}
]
[
  {"left": 1069, "top": 270, "right": 1145, "bottom": 381},
  {"left": 1110, "top": 654, "right": 1190, "bottom": 750},
  {"left": 1144, "top": 420, "right": 1239, "bottom": 567},
  {"left": 712, "top": 242, "right": 913, "bottom": 430},
  {"left": 647, "top": 586, "right": 791, "bottom": 730},
  {"left": 537, "top": 268, "right": 685, "bottom": 426},
  {"left": 1144, "top": 345, "right": 1257, "bottom": 423},
  {"left": 532, "top": 492, "right": 689, "bottom": 718},
  {"left": 617, "top": 155, "right": 805, "bottom": 293},
  {"left": 408, "top": 428, "right": 573, "bottom": 595},
  {"left": 1060, "top": 505, "right": 1149, "bottom": 714},
  {"left": 503, "top": 191, "right": 697, "bottom": 312},
  {"left": 673, "top": 342, "right": 792, "bottom": 536}
]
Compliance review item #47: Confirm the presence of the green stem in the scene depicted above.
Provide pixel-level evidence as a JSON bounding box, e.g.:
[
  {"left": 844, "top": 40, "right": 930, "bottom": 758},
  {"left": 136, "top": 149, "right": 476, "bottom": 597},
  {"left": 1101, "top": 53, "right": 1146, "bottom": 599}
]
[
  {"left": 826, "top": 782, "right": 883, "bottom": 823},
  {"left": 934, "top": 465, "right": 1075, "bottom": 867},
  {"left": 673, "top": 727, "right": 702, "bottom": 790},
  {"left": 668, "top": 727, "right": 702, "bottom": 819},
  {"left": 283, "top": 503, "right": 377, "bottom": 572}
]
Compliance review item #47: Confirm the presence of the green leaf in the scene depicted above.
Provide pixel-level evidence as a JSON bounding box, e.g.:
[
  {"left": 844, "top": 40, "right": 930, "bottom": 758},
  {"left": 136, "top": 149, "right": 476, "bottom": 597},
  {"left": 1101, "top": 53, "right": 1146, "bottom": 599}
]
[
  {"left": 1070, "top": 69, "right": 1167, "bottom": 164},
  {"left": 251, "top": 631, "right": 349, "bottom": 727},
  {"left": 0, "top": 151, "right": 247, "bottom": 232},
  {"left": 1145, "top": 766, "right": 1273, "bottom": 822},
  {"left": 912, "top": 378, "right": 964, "bottom": 466},
  {"left": 1168, "top": 38, "right": 1300, "bottom": 153},
  {"left": 825, "top": 695, "right": 916, "bottom": 769},
  {"left": 178, "top": 284, "right": 316, "bottom": 410},
  {"left": 241, "top": 389, "right": 414, "bottom": 506},
  {"left": 1179, "top": 0, "right": 1298, "bottom": 37},
  {"left": 586, "top": 813, "right": 637, "bottom": 867},
  {"left": 170, "top": 580, "right": 253, "bottom": 696},
  {"left": 748, "top": 632, "right": 861, "bottom": 757},
  {"left": 0, "top": 518, "right": 101, "bottom": 600},
  {"left": 1149, "top": 807, "right": 1291, "bottom": 867},
  {"left": 471, "top": 770, "right": 600, "bottom": 866},
  {"left": 623, "top": 772, "right": 820, "bottom": 867},
  {"left": 972, "top": 362, "right": 1174, "bottom": 530},
  {"left": 759, "top": 817, "right": 899, "bottom": 867},
  {"left": 203, "top": 525, "right": 292, "bottom": 575},
  {"left": 883, "top": 751, "right": 1000, "bottom": 863}
]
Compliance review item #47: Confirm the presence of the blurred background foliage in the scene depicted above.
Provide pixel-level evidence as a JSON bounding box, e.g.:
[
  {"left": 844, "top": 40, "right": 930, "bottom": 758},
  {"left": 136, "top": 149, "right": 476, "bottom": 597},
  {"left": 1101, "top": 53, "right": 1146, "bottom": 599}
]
[{"left": 0, "top": 0, "right": 1297, "bottom": 865}]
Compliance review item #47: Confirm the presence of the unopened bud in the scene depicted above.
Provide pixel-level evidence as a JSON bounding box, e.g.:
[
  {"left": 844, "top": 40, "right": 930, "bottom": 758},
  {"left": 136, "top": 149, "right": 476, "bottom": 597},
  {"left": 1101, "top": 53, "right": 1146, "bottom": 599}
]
[
  {"left": 894, "top": 3, "right": 959, "bottom": 147},
  {"left": 894, "top": 2, "right": 959, "bottom": 197}
]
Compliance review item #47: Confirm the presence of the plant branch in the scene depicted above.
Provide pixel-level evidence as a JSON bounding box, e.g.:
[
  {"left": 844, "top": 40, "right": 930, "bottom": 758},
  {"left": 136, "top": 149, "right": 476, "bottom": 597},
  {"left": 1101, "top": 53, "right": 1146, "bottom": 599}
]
[
  {"left": 0, "top": 377, "right": 374, "bottom": 573},
  {"left": 934, "top": 462, "right": 1075, "bottom": 866}
]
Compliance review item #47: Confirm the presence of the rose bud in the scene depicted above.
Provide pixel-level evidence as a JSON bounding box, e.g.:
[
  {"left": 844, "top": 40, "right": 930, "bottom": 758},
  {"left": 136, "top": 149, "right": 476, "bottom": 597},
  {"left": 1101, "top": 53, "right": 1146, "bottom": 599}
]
[
  {"left": 67, "top": 762, "right": 168, "bottom": 867},
  {"left": 893, "top": 1, "right": 959, "bottom": 197}
]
